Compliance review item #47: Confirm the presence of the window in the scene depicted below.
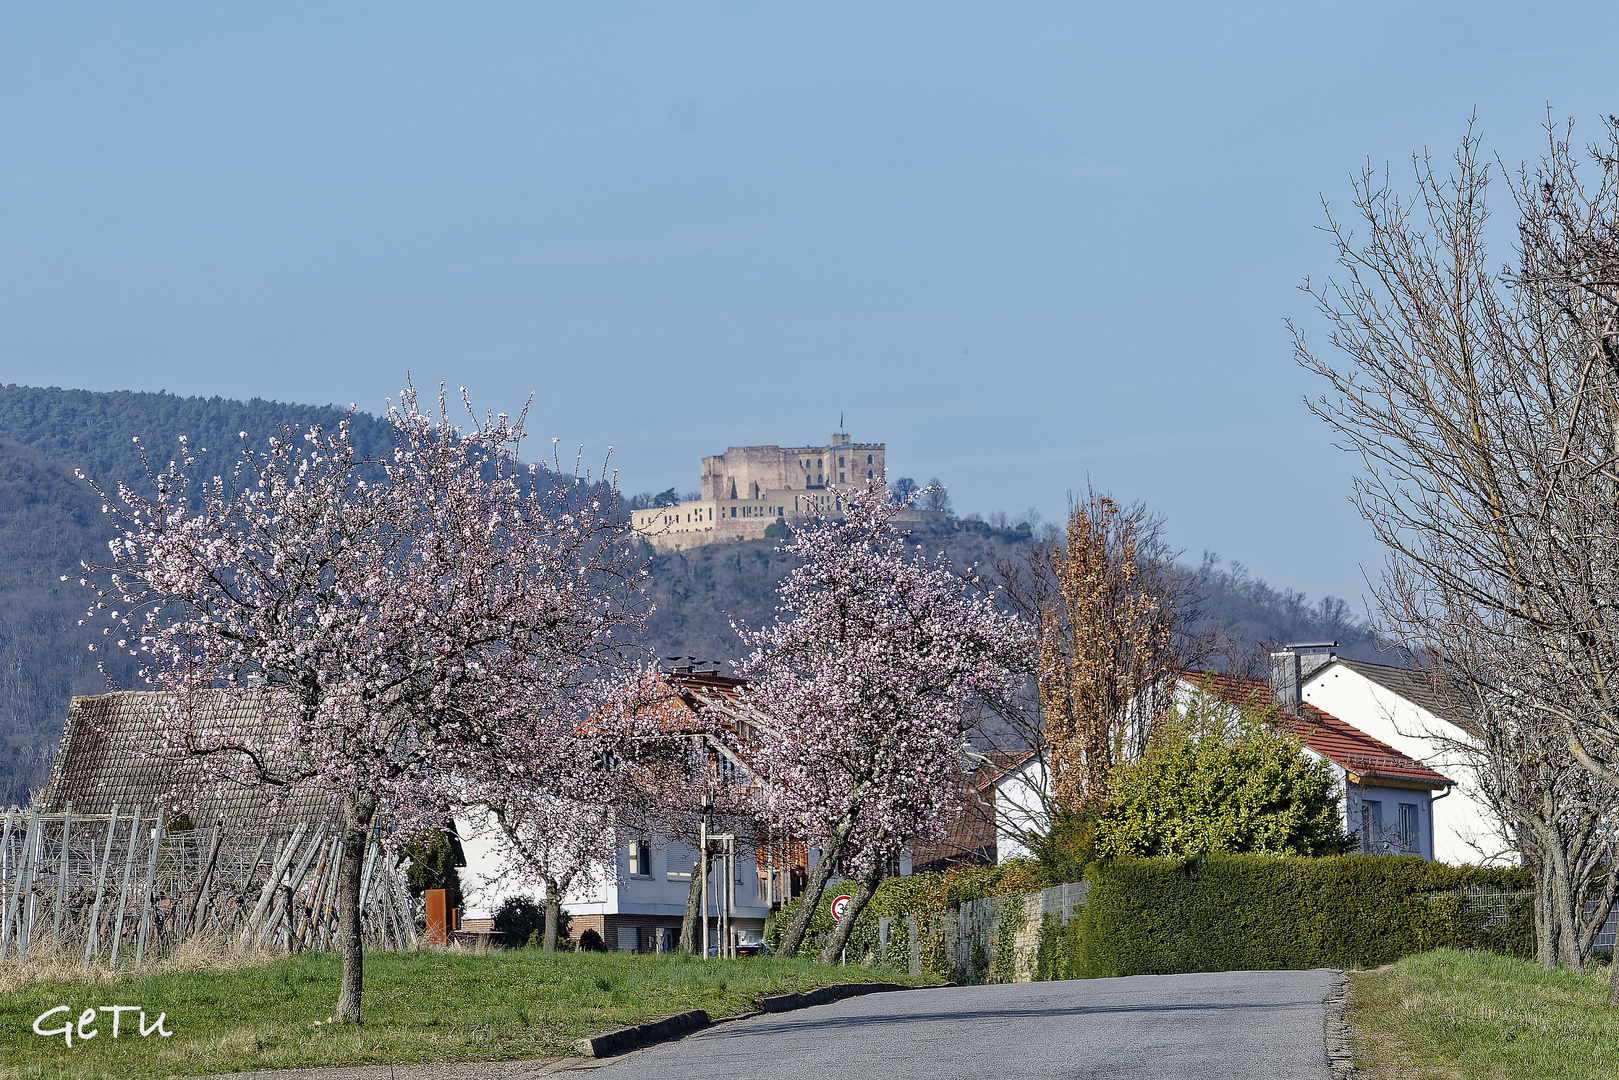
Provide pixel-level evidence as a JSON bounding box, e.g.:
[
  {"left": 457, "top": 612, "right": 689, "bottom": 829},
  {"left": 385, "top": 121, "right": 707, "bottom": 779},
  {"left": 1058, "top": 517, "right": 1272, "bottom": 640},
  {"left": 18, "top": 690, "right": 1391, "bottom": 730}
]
[
  {"left": 867, "top": 454, "right": 873, "bottom": 464},
  {"left": 839, "top": 472, "right": 845, "bottom": 482},
  {"left": 838, "top": 456, "right": 845, "bottom": 466},
  {"left": 629, "top": 839, "right": 652, "bottom": 876},
  {"left": 1398, "top": 804, "right": 1419, "bottom": 852},
  {"left": 817, "top": 458, "right": 822, "bottom": 466},
  {"left": 867, "top": 470, "right": 873, "bottom": 480},
  {"left": 617, "top": 926, "right": 638, "bottom": 951},
  {"left": 1360, "top": 801, "right": 1382, "bottom": 853}
]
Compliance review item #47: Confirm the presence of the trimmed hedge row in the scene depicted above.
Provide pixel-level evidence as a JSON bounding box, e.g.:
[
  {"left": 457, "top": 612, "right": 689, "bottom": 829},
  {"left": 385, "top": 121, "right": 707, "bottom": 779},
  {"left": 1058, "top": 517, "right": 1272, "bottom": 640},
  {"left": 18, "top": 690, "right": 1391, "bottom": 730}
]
[{"left": 1078, "top": 854, "right": 1533, "bottom": 976}]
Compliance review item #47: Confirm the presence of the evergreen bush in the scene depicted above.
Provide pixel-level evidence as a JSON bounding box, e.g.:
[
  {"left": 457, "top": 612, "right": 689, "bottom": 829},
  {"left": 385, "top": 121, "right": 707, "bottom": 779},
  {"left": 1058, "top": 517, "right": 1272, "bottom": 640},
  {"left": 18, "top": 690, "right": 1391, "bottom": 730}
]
[{"left": 1078, "top": 854, "right": 1533, "bottom": 977}]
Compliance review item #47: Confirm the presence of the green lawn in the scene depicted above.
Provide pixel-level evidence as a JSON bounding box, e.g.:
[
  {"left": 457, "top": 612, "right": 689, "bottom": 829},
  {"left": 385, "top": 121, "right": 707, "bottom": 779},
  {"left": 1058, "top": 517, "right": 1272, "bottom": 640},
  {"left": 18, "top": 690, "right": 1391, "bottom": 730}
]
[
  {"left": 1349, "top": 948, "right": 1619, "bottom": 1079},
  {"left": 0, "top": 948, "right": 926, "bottom": 1080}
]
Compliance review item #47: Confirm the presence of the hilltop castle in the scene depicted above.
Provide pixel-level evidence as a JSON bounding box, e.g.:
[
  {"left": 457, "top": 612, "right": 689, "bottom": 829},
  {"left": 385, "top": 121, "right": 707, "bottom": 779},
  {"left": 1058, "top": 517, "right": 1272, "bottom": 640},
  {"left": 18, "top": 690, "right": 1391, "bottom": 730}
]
[{"left": 631, "top": 430, "right": 908, "bottom": 551}]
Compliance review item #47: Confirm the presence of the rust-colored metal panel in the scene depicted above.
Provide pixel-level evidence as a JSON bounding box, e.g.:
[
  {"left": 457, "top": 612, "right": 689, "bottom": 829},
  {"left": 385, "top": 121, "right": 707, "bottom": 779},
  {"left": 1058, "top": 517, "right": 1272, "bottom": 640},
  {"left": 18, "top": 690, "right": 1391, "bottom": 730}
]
[{"left": 424, "top": 888, "right": 447, "bottom": 944}]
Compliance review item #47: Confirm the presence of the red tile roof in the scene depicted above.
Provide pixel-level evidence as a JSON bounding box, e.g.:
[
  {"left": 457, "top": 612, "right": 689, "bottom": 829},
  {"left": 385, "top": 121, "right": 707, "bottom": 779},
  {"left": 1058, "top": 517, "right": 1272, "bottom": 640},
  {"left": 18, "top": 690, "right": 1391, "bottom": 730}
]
[{"left": 1179, "top": 671, "right": 1453, "bottom": 790}]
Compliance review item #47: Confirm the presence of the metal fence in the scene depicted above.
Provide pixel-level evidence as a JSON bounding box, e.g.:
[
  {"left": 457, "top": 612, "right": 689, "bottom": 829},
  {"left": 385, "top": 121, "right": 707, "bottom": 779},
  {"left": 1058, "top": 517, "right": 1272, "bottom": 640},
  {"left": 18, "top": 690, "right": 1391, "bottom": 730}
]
[{"left": 0, "top": 804, "right": 419, "bottom": 966}]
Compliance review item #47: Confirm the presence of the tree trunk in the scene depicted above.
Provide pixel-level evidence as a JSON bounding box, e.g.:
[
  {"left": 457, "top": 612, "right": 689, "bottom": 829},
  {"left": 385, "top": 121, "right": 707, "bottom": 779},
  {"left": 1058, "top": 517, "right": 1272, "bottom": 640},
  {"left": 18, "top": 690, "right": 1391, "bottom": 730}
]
[
  {"left": 1608, "top": 940, "right": 1619, "bottom": 1006},
  {"left": 679, "top": 859, "right": 703, "bottom": 954},
  {"left": 334, "top": 792, "right": 378, "bottom": 1024},
  {"left": 1535, "top": 856, "right": 1559, "bottom": 970},
  {"left": 775, "top": 820, "right": 853, "bottom": 958},
  {"left": 543, "top": 896, "right": 559, "bottom": 953},
  {"left": 818, "top": 859, "right": 884, "bottom": 964}
]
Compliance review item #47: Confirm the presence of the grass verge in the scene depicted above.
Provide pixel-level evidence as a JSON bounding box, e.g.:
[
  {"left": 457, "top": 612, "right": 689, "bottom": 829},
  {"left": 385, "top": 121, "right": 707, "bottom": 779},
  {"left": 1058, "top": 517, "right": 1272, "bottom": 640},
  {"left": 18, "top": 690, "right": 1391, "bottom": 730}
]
[
  {"left": 0, "top": 948, "right": 928, "bottom": 1080},
  {"left": 1348, "top": 947, "right": 1619, "bottom": 1079}
]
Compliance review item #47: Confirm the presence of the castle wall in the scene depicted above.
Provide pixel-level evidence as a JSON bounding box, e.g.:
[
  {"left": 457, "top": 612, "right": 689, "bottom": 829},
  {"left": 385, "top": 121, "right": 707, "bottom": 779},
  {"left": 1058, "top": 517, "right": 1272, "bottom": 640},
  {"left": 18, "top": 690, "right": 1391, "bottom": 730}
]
[{"left": 637, "top": 432, "right": 889, "bottom": 551}]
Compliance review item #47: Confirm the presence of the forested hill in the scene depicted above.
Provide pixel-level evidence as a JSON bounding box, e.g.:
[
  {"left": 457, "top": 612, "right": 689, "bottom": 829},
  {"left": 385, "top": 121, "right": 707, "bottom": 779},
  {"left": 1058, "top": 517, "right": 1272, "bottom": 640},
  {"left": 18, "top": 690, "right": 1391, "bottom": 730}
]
[
  {"left": 0, "top": 385, "right": 405, "bottom": 805},
  {"left": 638, "top": 527, "right": 1381, "bottom": 669},
  {"left": 0, "top": 383, "right": 1385, "bottom": 806},
  {"left": 0, "top": 384, "right": 400, "bottom": 493}
]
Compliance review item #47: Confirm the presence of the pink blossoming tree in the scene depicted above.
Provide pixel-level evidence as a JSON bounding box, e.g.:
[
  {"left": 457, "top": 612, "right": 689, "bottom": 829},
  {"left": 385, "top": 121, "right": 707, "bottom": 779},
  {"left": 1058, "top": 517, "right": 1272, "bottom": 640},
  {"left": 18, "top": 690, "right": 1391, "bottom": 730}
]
[
  {"left": 81, "top": 386, "right": 644, "bottom": 1022},
  {"left": 742, "top": 483, "right": 1031, "bottom": 961},
  {"left": 474, "top": 786, "right": 617, "bottom": 952}
]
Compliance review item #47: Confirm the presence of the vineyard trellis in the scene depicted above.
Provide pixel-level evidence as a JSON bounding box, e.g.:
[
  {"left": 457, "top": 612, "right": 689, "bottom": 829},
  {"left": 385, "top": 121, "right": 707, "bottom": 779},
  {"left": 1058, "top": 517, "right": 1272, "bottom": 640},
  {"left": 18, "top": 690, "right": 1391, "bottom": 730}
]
[{"left": 0, "top": 804, "right": 419, "bottom": 966}]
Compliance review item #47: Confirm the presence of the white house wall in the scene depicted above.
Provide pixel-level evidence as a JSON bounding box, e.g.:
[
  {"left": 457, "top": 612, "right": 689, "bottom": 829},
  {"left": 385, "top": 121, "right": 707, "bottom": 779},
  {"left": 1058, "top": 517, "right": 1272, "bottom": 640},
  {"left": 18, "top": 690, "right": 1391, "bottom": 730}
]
[
  {"left": 1302, "top": 665, "right": 1508, "bottom": 864},
  {"left": 565, "top": 834, "right": 771, "bottom": 930},
  {"left": 992, "top": 758, "right": 1049, "bottom": 864}
]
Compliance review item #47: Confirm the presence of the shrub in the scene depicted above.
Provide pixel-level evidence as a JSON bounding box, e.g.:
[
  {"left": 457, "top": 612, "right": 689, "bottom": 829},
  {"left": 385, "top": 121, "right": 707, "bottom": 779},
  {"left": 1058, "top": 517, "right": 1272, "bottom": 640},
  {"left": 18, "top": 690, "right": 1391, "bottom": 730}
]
[
  {"left": 1034, "top": 911, "right": 1085, "bottom": 981},
  {"left": 1098, "top": 687, "right": 1347, "bottom": 859},
  {"left": 1029, "top": 804, "right": 1103, "bottom": 885},
  {"left": 493, "top": 896, "right": 546, "bottom": 948},
  {"left": 576, "top": 928, "right": 608, "bottom": 952},
  {"left": 1078, "top": 854, "right": 1533, "bottom": 977}
]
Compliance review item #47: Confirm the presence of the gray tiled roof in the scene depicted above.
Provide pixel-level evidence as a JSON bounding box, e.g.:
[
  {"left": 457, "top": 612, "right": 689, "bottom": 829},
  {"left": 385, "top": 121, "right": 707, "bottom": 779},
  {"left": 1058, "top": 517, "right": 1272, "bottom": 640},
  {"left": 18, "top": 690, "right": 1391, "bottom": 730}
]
[
  {"left": 40, "top": 690, "right": 340, "bottom": 830},
  {"left": 1328, "top": 659, "right": 1472, "bottom": 724}
]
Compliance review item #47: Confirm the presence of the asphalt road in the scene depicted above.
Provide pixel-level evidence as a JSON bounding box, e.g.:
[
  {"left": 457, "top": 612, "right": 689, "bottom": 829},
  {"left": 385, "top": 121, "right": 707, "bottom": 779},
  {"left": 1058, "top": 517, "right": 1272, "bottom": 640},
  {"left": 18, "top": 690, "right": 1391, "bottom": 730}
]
[{"left": 594, "top": 969, "right": 1341, "bottom": 1080}]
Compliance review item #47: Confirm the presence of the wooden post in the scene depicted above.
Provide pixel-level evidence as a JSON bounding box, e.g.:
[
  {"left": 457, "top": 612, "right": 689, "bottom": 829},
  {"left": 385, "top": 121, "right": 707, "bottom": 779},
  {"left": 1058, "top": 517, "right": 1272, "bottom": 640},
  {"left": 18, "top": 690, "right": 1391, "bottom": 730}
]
[
  {"left": 86, "top": 804, "right": 119, "bottom": 963},
  {"left": 699, "top": 819, "right": 708, "bottom": 959},
  {"left": 322, "top": 840, "right": 346, "bottom": 950},
  {"left": 390, "top": 858, "right": 418, "bottom": 948},
  {"left": 358, "top": 839, "right": 379, "bottom": 909},
  {"left": 184, "top": 827, "right": 224, "bottom": 939},
  {"left": 0, "top": 809, "right": 13, "bottom": 953},
  {"left": 134, "top": 826, "right": 165, "bottom": 965},
  {"left": 381, "top": 865, "right": 409, "bottom": 950},
  {"left": 266, "top": 826, "right": 326, "bottom": 951},
  {"left": 5, "top": 810, "right": 40, "bottom": 962},
  {"left": 108, "top": 808, "right": 143, "bottom": 966},
  {"left": 375, "top": 866, "right": 398, "bottom": 950},
  {"left": 240, "top": 823, "right": 310, "bottom": 948},
  {"left": 51, "top": 804, "right": 72, "bottom": 950},
  {"left": 308, "top": 839, "right": 340, "bottom": 951},
  {"left": 293, "top": 838, "right": 333, "bottom": 951},
  {"left": 0, "top": 809, "right": 17, "bottom": 959}
]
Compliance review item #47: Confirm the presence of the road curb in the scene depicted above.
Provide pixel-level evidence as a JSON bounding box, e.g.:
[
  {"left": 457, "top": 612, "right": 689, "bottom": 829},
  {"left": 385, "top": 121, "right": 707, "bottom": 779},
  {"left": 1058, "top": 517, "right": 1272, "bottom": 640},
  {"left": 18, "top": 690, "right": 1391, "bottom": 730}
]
[
  {"left": 570, "top": 981, "right": 950, "bottom": 1059},
  {"left": 1324, "top": 970, "right": 1353, "bottom": 1079}
]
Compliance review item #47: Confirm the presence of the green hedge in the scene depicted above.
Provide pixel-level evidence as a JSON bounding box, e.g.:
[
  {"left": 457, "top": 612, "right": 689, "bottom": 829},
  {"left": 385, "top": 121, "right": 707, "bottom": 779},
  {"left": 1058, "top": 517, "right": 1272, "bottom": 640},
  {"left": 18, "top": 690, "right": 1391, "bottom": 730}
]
[{"left": 1079, "top": 854, "right": 1533, "bottom": 977}]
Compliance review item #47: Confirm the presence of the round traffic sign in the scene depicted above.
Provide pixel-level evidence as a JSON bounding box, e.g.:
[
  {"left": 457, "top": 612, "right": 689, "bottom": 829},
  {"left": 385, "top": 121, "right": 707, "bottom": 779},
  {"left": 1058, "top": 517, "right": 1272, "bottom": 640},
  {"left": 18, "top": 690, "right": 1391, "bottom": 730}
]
[{"left": 830, "top": 894, "right": 853, "bottom": 921}]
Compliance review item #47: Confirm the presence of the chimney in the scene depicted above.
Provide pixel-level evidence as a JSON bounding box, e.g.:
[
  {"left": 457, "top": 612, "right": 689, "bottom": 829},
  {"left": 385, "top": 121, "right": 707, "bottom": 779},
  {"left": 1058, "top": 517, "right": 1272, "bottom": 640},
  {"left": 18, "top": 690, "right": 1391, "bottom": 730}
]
[{"left": 1269, "top": 642, "right": 1336, "bottom": 714}]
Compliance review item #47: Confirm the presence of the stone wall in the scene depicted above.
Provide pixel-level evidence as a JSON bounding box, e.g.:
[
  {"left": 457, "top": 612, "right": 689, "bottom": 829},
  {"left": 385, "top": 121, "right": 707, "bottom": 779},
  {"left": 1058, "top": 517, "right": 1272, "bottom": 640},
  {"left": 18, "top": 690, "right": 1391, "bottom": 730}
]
[{"left": 944, "top": 881, "right": 1090, "bottom": 984}]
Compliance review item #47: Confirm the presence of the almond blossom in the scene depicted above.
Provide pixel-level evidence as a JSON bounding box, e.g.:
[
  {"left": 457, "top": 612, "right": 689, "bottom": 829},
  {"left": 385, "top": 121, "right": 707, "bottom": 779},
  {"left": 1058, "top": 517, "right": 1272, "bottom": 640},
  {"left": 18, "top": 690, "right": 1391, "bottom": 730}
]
[{"left": 741, "top": 481, "right": 1031, "bottom": 961}]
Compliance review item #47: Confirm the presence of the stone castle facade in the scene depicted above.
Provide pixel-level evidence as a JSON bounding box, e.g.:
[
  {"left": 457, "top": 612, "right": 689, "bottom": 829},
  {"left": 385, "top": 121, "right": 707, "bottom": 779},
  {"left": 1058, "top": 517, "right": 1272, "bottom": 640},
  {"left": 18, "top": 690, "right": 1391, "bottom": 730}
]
[{"left": 631, "top": 431, "right": 894, "bottom": 550}]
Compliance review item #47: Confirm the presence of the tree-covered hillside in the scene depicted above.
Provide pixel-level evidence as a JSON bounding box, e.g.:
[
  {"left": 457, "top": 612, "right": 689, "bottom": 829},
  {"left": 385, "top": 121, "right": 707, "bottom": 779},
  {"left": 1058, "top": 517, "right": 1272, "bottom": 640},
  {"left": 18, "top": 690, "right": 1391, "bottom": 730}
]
[
  {"left": 0, "top": 384, "right": 400, "bottom": 493},
  {"left": 639, "top": 526, "right": 1380, "bottom": 668},
  {"left": 0, "top": 439, "right": 137, "bottom": 804}
]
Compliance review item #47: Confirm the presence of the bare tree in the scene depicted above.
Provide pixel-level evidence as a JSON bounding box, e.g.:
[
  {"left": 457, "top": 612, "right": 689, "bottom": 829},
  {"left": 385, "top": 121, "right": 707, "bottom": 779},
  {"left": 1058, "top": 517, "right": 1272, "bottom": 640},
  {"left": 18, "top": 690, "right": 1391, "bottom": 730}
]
[
  {"left": 1295, "top": 117, "right": 1619, "bottom": 983},
  {"left": 990, "top": 489, "right": 1214, "bottom": 816}
]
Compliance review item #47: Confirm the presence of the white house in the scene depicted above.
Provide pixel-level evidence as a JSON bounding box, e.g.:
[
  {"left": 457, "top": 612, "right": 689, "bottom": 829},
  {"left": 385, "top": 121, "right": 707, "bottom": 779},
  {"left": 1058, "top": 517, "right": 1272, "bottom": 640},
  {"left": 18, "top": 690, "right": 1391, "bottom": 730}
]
[
  {"left": 461, "top": 665, "right": 918, "bottom": 952},
  {"left": 976, "top": 661, "right": 1458, "bottom": 863},
  {"left": 1182, "top": 668, "right": 1453, "bottom": 860},
  {"left": 1294, "top": 649, "right": 1508, "bottom": 865}
]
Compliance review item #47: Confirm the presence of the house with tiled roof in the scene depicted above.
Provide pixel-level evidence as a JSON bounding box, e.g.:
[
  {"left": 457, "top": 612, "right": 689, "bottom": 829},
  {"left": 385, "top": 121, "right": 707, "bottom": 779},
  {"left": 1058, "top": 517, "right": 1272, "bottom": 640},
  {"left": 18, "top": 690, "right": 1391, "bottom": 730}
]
[
  {"left": 1179, "top": 662, "right": 1454, "bottom": 861},
  {"left": 1293, "top": 648, "right": 1506, "bottom": 865},
  {"left": 458, "top": 664, "right": 919, "bottom": 954}
]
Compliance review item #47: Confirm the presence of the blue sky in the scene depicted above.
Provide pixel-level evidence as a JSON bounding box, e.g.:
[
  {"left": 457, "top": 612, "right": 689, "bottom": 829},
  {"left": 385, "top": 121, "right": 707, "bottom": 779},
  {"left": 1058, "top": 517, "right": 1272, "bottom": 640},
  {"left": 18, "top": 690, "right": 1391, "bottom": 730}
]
[{"left": 1, "top": 3, "right": 1614, "bottom": 610}]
